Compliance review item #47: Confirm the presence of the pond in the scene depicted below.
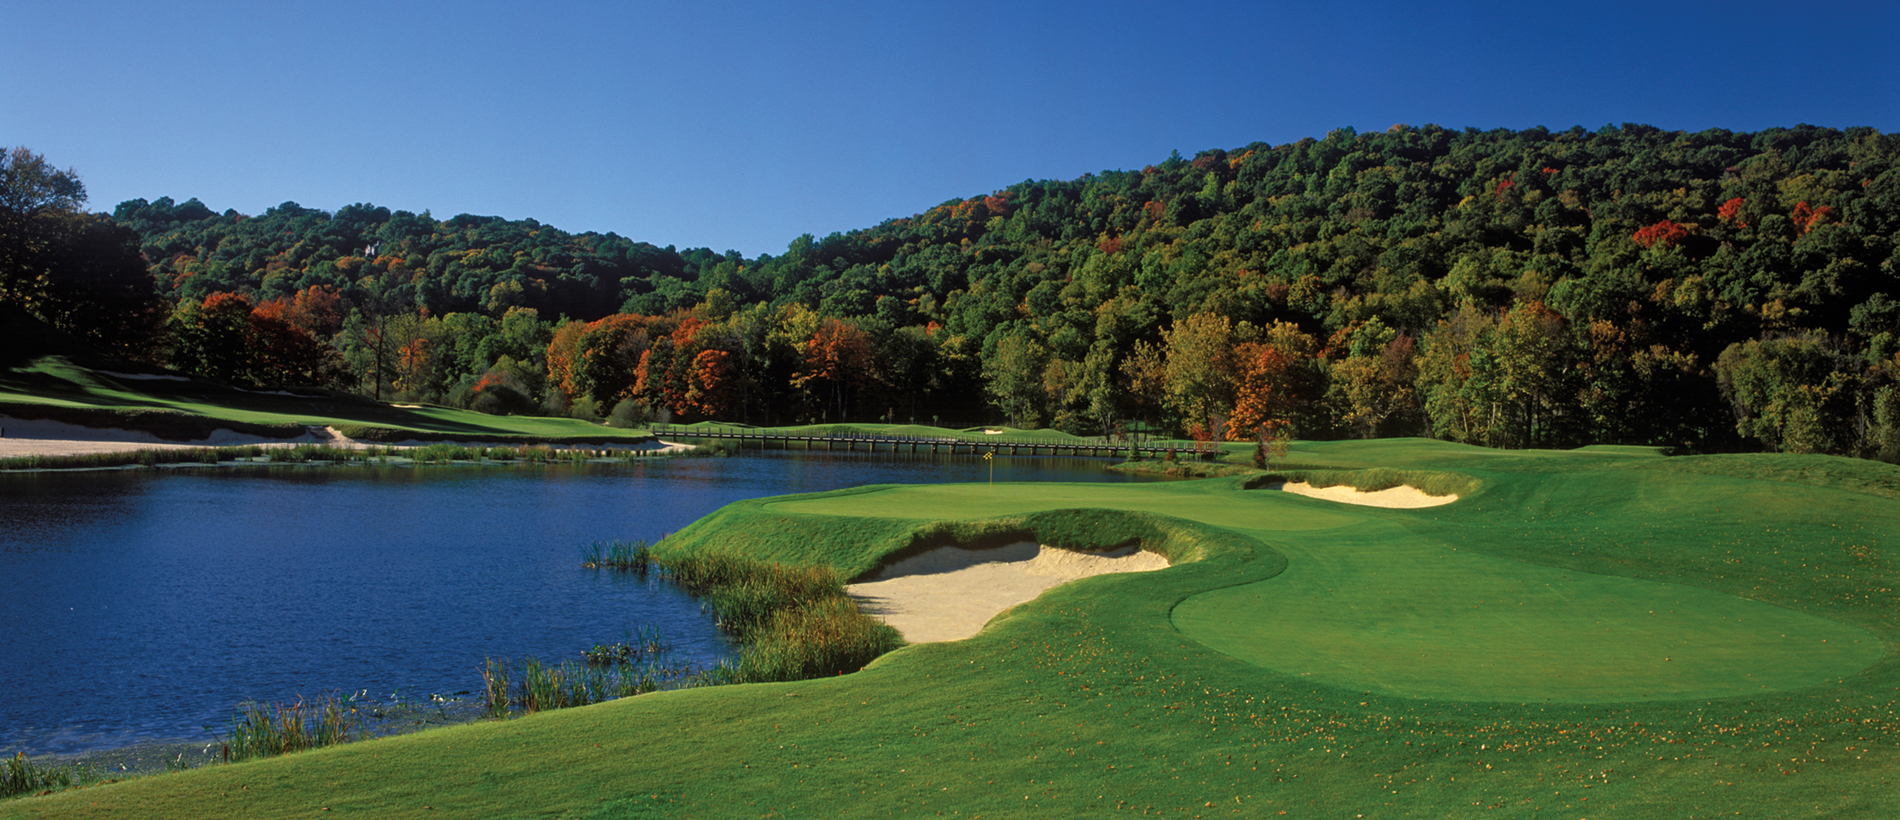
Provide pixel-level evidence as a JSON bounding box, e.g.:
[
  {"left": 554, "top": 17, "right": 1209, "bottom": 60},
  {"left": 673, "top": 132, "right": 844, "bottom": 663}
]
[{"left": 0, "top": 451, "right": 1142, "bottom": 756}]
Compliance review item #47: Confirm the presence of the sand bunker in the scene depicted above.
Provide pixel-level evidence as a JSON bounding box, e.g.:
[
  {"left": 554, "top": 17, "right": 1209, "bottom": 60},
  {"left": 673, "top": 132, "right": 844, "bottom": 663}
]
[
  {"left": 846, "top": 541, "right": 1169, "bottom": 643},
  {"left": 0, "top": 416, "right": 693, "bottom": 462},
  {"left": 0, "top": 415, "right": 304, "bottom": 458},
  {"left": 1270, "top": 479, "right": 1456, "bottom": 508}
]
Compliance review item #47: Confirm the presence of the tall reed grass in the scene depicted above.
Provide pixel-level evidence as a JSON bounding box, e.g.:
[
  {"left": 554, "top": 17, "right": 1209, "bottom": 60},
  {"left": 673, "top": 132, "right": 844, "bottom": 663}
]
[
  {"left": 723, "top": 595, "right": 905, "bottom": 683},
  {"left": 2, "top": 752, "right": 93, "bottom": 799},
  {"left": 220, "top": 693, "right": 363, "bottom": 762},
  {"left": 580, "top": 539, "right": 653, "bottom": 573},
  {"left": 481, "top": 638, "right": 688, "bottom": 716},
  {"left": 489, "top": 542, "right": 906, "bottom": 718},
  {"left": 0, "top": 444, "right": 376, "bottom": 471},
  {"left": 582, "top": 625, "right": 670, "bottom": 666},
  {"left": 653, "top": 551, "right": 903, "bottom": 683}
]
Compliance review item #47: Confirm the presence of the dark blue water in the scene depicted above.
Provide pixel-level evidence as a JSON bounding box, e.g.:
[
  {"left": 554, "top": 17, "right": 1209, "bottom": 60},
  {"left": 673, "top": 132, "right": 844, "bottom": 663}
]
[{"left": 0, "top": 451, "right": 1139, "bottom": 755}]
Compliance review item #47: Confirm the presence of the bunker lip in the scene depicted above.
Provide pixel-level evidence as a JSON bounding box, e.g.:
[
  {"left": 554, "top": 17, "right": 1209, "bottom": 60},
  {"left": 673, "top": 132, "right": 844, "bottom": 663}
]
[
  {"left": 1265, "top": 478, "right": 1457, "bottom": 508},
  {"left": 846, "top": 541, "right": 1170, "bottom": 643}
]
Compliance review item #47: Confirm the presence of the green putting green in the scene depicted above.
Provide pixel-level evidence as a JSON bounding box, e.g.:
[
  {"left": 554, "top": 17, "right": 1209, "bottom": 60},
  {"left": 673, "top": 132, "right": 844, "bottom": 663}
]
[
  {"left": 1172, "top": 518, "right": 1883, "bottom": 702},
  {"left": 779, "top": 476, "right": 1886, "bottom": 703}
]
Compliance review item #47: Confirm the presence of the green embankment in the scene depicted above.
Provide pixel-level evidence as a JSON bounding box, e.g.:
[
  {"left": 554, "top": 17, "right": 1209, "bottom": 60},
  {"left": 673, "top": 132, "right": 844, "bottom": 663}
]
[
  {"left": 0, "top": 355, "right": 652, "bottom": 443},
  {"left": 6, "top": 441, "right": 1899, "bottom": 819}
]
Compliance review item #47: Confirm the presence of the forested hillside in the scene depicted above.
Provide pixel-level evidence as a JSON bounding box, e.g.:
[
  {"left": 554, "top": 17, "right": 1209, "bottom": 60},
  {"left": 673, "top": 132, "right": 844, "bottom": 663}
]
[{"left": 9, "top": 124, "right": 1900, "bottom": 458}]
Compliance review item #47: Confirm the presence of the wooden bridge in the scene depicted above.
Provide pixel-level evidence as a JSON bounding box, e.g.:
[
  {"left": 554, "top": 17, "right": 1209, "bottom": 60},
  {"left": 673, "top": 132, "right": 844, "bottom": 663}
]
[{"left": 648, "top": 425, "right": 1192, "bottom": 459}]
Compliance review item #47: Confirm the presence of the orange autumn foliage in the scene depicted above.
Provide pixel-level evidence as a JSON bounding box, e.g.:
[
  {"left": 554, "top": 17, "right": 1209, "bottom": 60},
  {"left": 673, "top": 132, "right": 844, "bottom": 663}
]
[
  {"left": 1632, "top": 220, "right": 1690, "bottom": 249},
  {"left": 1228, "top": 343, "right": 1296, "bottom": 440},
  {"left": 1791, "top": 201, "right": 1833, "bottom": 234}
]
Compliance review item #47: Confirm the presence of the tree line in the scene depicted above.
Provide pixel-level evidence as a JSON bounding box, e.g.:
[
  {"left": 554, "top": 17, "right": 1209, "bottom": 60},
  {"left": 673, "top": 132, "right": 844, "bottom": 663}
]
[{"left": 4, "top": 122, "right": 1898, "bottom": 459}]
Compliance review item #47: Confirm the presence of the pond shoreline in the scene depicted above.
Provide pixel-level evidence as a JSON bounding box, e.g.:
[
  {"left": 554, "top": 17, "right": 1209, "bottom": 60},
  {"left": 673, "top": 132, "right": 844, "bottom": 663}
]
[
  {"left": 0, "top": 414, "right": 688, "bottom": 469},
  {"left": 2, "top": 450, "right": 1145, "bottom": 764}
]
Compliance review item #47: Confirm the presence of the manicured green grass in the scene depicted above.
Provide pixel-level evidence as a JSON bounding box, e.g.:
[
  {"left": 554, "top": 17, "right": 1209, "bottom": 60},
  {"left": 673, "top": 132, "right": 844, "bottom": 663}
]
[
  {"left": 1174, "top": 517, "right": 1882, "bottom": 702},
  {"left": 7, "top": 442, "right": 1899, "bottom": 819}
]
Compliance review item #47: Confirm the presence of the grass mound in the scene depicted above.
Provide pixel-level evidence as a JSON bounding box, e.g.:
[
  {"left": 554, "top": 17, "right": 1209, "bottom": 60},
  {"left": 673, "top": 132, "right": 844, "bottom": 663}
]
[
  {"left": 0, "top": 355, "right": 655, "bottom": 445},
  {"left": 0, "top": 400, "right": 304, "bottom": 441}
]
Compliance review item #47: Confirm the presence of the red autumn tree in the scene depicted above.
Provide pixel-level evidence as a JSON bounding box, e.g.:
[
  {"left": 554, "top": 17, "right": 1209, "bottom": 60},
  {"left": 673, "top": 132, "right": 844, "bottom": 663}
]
[
  {"left": 548, "top": 313, "right": 667, "bottom": 406},
  {"left": 1227, "top": 343, "right": 1296, "bottom": 440},
  {"left": 1718, "top": 197, "right": 1747, "bottom": 226},
  {"left": 797, "top": 318, "right": 876, "bottom": 422},
  {"left": 684, "top": 348, "right": 737, "bottom": 418},
  {"left": 169, "top": 292, "right": 338, "bottom": 388},
  {"left": 1791, "top": 201, "right": 1833, "bottom": 234},
  {"left": 633, "top": 337, "right": 687, "bottom": 414},
  {"left": 1632, "top": 219, "right": 1690, "bottom": 249},
  {"left": 247, "top": 302, "right": 340, "bottom": 387},
  {"left": 982, "top": 191, "right": 1014, "bottom": 218}
]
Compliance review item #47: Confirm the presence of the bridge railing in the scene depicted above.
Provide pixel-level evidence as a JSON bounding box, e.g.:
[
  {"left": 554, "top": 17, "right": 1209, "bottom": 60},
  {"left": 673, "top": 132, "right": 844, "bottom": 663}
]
[{"left": 647, "top": 424, "right": 1192, "bottom": 455}]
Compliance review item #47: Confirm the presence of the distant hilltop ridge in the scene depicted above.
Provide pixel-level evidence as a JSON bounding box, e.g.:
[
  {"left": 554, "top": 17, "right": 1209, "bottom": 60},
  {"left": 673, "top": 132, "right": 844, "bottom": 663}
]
[{"left": 8, "top": 123, "right": 1896, "bottom": 460}]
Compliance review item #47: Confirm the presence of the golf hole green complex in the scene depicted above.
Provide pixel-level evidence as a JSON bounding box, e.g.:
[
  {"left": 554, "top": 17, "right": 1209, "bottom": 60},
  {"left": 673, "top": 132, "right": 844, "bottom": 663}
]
[{"left": 1173, "top": 521, "right": 1885, "bottom": 702}]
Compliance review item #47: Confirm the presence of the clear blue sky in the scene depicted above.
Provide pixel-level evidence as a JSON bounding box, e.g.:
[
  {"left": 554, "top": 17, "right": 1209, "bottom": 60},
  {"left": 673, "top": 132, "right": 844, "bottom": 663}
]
[{"left": 6, "top": 0, "right": 1894, "bottom": 257}]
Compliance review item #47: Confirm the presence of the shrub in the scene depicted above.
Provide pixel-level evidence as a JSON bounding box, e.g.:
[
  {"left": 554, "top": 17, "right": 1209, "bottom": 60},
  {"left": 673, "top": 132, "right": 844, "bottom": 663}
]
[
  {"left": 569, "top": 395, "right": 602, "bottom": 423},
  {"left": 607, "top": 399, "right": 653, "bottom": 429}
]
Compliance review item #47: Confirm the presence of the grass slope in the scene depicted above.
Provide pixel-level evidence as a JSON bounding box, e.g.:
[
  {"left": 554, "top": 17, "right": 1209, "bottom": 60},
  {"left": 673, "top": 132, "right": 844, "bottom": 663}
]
[
  {"left": 6, "top": 442, "right": 1898, "bottom": 819},
  {"left": 0, "top": 355, "right": 650, "bottom": 442}
]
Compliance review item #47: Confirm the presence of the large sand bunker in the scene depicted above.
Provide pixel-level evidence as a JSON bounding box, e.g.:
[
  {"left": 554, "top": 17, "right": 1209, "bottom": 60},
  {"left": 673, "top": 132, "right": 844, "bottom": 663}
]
[
  {"left": 0, "top": 416, "right": 690, "bottom": 461},
  {"left": 846, "top": 541, "right": 1169, "bottom": 643},
  {"left": 1269, "top": 479, "right": 1456, "bottom": 508},
  {"left": 0, "top": 415, "right": 298, "bottom": 458}
]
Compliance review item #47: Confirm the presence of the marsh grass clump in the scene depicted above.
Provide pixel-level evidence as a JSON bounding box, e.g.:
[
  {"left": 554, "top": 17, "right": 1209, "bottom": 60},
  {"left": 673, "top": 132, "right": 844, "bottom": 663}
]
[
  {"left": 583, "top": 625, "right": 671, "bottom": 667},
  {"left": 0, "top": 443, "right": 359, "bottom": 471},
  {"left": 728, "top": 596, "right": 904, "bottom": 683},
  {"left": 581, "top": 539, "right": 653, "bottom": 573},
  {"left": 220, "top": 693, "right": 363, "bottom": 762},
  {"left": 653, "top": 552, "right": 903, "bottom": 682},
  {"left": 2, "top": 752, "right": 93, "bottom": 799},
  {"left": 482, "top": 633, "right": 689, "bottom": 716},
  {"left": 266, "top": 444, "right": 355, "bottom": 463},
  {"left": 662, "top": 554, "right": 842, "bottom": 633},
  {"left": 409, "top": 443, "right": 479, "bottom": 464},
  {"left": 480, "top": 658, "right": 512, "bottom": 718}
]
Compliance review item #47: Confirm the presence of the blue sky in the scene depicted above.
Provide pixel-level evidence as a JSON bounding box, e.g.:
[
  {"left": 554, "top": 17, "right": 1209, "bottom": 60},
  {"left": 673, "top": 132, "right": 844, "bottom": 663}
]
[{"left": 5, "top": 0, "right": 1894, "bottom": 256}]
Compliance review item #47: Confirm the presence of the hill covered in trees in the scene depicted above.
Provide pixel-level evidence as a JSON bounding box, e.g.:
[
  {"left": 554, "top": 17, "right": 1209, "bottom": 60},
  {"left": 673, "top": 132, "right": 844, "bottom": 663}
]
[{"left": 8, "top": 123, "right": 1900, "bottom": 459}]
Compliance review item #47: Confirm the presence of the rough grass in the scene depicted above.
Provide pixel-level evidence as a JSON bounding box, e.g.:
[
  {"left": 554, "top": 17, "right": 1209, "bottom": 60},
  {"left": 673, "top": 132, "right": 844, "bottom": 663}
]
[{"left": 8, "top": 443, "right": 1900, "bottom": 818}]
